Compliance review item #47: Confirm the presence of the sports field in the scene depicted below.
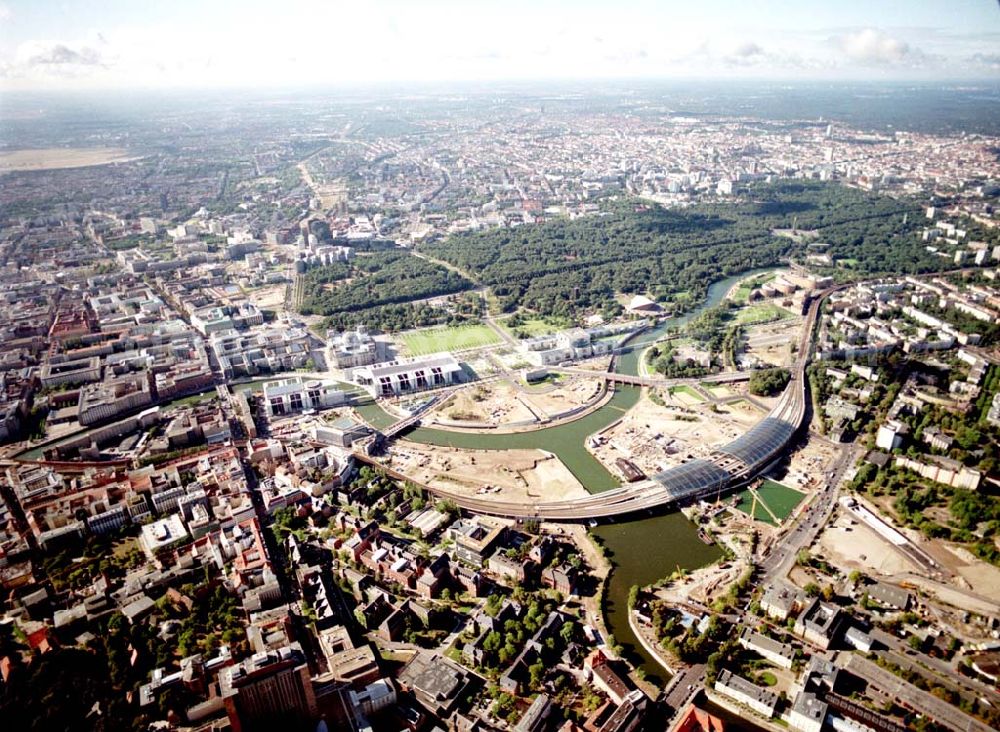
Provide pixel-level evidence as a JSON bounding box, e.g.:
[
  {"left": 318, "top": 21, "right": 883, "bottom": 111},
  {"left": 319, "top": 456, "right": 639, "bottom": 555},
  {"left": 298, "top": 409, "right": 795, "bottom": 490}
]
[
  {"left": 734, "top": 479, "right": 804, "bottom": 525},
  {"left": 400, "top": 323, "right": 501, "bottom": 355}
]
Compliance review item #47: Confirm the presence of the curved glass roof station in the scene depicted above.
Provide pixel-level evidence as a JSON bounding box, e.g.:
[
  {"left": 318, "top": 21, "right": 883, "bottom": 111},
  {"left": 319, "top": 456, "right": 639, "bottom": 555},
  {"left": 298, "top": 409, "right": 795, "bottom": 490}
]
[
  {"left": 653, "top": 459, "right": 731, "bottom": 501},
  {"left": 718, "top": 417, "right": 795, "bottom": 470}
]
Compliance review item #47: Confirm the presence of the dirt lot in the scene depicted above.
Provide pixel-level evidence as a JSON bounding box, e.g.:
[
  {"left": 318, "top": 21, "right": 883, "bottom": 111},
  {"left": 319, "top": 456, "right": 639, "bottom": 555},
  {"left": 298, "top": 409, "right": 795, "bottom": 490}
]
[
  {"left": 429, "top": 381, "right": 538, "bottom": 426},
  {"left": 521, "top": 376, "right": 603, "bottom": 420},
  {"left": 818, "top": 511, "right": 922, "bottom": 575},
  {"left": 659, "top": 560, "right": 748, "bottom": 607},
  {"left": 927, "top": 544, "right": 1000, "bottom": 604},
  {"left": 590, "top": 390, "right": 766, "bottom": 476},
  {"left": 245, "top": 284, "right": 288, "bottom": 311},
  {"left": 386, "top": 443, "right": 589, "bottom": 503},
  {"left": 816, "top": 497, "right": 1000, "bottom": 608},
  {"left": 890, "top": 573, "right": 1000, "bottom": 617},
  {"left": 743, "top": 319, "right": 802, "bottom": 368},
  {"left": 862, "top": 494, "right": 1000, "bottom": 603},
  {"left": 423, "top": 375, "right": 603, "bottom": 428},
  {"left": 783, "top": 436, "right": 842, "bottom": 490}
]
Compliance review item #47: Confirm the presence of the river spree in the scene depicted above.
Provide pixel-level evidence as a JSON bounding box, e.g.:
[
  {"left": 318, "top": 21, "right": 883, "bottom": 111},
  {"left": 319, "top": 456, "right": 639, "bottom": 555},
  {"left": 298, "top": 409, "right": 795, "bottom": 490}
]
[
  {"left": 19, "top": 268, "right": 770, "bottom": 682},
  {"left": 373, "top": 268, "right": 769, "bottom": 679}
]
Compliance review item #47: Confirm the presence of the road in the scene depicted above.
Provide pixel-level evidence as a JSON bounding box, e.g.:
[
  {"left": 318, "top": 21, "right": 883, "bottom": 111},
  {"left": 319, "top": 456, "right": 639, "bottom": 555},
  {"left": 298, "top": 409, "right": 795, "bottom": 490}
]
[
  {"left": 759, "top": 443, "right": 860, "bottom": 582},
  {"left": 663, "top": 663, "right": 706, "bottom": 711},
  {"left": 372, "top": 285, "right": 829, "bottom": 521},
  {"left": 551, "top": 366, "right": 751, "bottom": 388},
  {"left": 869, "top": 628, "right": 1000, "bottom": 704},
  {"left": 836, "top": 654, "right": 995, "bottom": 732}
]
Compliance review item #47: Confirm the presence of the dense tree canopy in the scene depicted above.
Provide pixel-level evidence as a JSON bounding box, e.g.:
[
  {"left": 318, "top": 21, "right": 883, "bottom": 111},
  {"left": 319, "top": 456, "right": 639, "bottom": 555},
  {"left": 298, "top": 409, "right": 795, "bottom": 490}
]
[
  {"left": 301, "top": 182, "right": 945, "bottom": 329},
  {"left": 300, "top": 250, "right": 473, "bottom": 330},
  {"left": 420, "top": 181, "right": 929, "bottom": 319},
  {"left": 300, "top": 250, "right": 471, "bottom": 317},
  {"left": 748, "top": 367, "right": 791, "bottom": 396}
]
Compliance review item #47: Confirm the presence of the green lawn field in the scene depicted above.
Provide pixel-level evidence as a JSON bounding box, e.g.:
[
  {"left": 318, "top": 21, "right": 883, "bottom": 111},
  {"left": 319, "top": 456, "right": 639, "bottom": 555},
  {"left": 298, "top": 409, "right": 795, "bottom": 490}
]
[
  {"left": 735, "top": 302, "right": 794, "bottom": 325},
  {"left": 668, "top": 384, "right": 704, "bottom": 402},
  {"left": 735, "top": 479, "right": 804, "bottom": 525},
  {"left": 401, "top": 323, "right": 501, "bottom": 355},
  {"left": 497, "top": 315, "right": 568, "bottom": 339}
]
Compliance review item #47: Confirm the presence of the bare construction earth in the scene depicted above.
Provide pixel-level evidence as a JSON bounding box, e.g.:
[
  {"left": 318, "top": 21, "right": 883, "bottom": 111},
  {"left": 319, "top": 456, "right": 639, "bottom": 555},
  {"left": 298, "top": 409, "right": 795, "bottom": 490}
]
[
  {"left": 386, "top": 443, "right": 589, "bottom": 503},
  {"left": 783, "top": 436, "right": 841, "bottom": 490},
  {"left": 0, "top": 148, "right": 141, "bottom": 171},
  {"left": 426, "top": 376, "right": 605, "bottom": 429},
  {"left": 431, "top": 381, "right": 538, "bottom": 427},
  {"left": 522, "top": 376, "right": 604, "bottom": 421},
  {"left": 743, "top": 318, "right": 802, "bottom": 368},
  {"left": 244, "top": 284, "right": 289, "bottom": 311},
  {"left": 591, "top": 388, "right": 774, "bottom": 477},
  {"left": 819, "top": 502, "right": 1000, "bottom": 606}
]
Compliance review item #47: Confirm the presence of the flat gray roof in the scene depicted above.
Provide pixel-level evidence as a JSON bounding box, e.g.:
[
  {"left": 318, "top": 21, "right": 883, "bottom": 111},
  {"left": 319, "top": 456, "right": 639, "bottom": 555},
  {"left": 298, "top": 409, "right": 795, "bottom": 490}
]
[{"left": 364, "top": 353, "right": 460, "bottom": 379}]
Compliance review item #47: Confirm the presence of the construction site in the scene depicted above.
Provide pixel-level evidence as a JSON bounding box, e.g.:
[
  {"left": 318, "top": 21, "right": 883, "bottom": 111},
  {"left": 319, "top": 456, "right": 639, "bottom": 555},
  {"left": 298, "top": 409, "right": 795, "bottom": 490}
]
[
  {"left": 385, "top": 443, "right": 590, "bottom": 504},
  {"left": 589, "top": 383, "right": 780, "bottom": 481},
  {"left": 422, "top": 374, "right": 605, "bottom": 429},
  {"left": 817, "top": 495, "right": 1000, "bottom": 610}
]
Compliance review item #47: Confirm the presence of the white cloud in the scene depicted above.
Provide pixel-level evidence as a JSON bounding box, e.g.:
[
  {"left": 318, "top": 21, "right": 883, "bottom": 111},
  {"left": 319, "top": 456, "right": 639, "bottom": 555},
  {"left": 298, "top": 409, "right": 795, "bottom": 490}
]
[
  {"left": 968, "top": 52, "right": 1000, "bottom": 70},
  {"left": 16, "top": 40, "right": 106, "bottom": 67},
  {"left": 731, "top": 42, "right": 765, "bottom": 59},
  {"left": 837, "top": 28, "right": 913, "bottom": 65},
  {"left": 0, "top": 10, "right": 995, "bottom": 89},
  {"left": 722, "top": 41, "right": 768, "bottom": 67},
  {"left": 1, "top": 37, "right": 118, "bottom": 80},
  {"left": 0, "top": 4, "right": 11, "bottom": 23}
]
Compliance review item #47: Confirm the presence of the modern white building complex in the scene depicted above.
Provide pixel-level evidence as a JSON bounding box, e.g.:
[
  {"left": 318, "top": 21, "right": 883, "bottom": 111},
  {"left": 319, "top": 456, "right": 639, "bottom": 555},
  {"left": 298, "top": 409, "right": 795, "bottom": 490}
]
[
  {"left": 262, "top": 378, "right": 346, "bottom": 418},
  {"left": 327, "top": 327, "right": 383, "bottom": 369},
  {"left": 210, "top": 324, "right": 313, "bottom": 378},
  {"left": 190, "top": 303, "right": 265, "bottom": 336},
  {"left": 353, "top": 353, "right": 462, "bottom": 397},
  {"left": 521, "top": 328, "right": 614, "bottom": 367},
  {"left": 519, "top": 323, "right": 642, "bottom": 367}
]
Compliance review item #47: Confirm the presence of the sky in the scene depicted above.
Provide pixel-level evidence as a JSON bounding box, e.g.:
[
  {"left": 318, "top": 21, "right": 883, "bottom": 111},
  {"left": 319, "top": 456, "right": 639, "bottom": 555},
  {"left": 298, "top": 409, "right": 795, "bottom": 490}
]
[{"left": 0, "top": 0, "right": 998, "bottom": 90}]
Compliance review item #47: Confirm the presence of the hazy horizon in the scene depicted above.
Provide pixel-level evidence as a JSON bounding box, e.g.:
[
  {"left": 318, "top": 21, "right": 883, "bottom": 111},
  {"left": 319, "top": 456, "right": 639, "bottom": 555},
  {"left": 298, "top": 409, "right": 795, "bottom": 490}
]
[{"left": 1, "top": 0, "right": 998, "bottom": 92}]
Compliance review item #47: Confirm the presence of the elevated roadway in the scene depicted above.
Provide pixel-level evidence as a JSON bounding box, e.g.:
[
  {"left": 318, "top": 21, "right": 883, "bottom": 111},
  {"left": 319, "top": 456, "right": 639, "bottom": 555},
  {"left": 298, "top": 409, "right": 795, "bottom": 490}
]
[
  {"left": 549, "top": 367, "right": 751, "bottom": 388},
  {"left": 362, "top": 288, "right": 829, "bottom": 521}
]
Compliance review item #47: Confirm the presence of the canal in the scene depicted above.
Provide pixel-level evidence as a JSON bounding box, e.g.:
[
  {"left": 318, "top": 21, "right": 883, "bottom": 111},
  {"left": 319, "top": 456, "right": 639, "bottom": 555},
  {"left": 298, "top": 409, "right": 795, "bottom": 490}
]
[
  {"left": 592, "top": 515, "right": 721, "bottom": 683},
  {"left": 357, "top": 267, "right": 772, "bottom": 681},
  {"left": 18, "top": 267, "right": 772, "bottom": 683},
  {"left": 371, "top": 387, "right": 640, "bottom": 491}
]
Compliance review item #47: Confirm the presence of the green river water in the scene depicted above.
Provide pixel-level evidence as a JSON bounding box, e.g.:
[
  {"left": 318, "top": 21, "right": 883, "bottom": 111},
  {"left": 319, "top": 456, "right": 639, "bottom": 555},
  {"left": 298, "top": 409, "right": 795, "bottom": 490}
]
[
  {"left": 356, "top": 268, "right": 773, "bottom": 680},
  {"left": 21, "top": 268, "right": 771, "bottom": 682}
]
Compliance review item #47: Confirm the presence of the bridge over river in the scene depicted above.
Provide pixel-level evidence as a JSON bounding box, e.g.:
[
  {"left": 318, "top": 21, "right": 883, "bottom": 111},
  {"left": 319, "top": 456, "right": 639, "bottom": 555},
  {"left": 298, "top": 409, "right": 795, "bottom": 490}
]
[
  {"left": 547, "top": 367, "right": 751, "bottom": 389},
  {"left": 360, "top": 287, "right": 825, "bottom": 521}
]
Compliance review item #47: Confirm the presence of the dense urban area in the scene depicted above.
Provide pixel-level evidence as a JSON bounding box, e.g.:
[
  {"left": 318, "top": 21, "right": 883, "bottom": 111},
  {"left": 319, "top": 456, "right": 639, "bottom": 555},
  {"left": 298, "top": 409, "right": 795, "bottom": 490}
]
[{"left": 1, "top": 85, "right": 1000, "bottom": 732}]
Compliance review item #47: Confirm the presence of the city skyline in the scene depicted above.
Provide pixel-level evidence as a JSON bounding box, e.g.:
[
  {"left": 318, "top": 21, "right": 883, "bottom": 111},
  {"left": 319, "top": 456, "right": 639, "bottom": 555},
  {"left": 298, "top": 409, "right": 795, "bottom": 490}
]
[{"left": 0, "top": 0, "right": 998, "bottom": 90}]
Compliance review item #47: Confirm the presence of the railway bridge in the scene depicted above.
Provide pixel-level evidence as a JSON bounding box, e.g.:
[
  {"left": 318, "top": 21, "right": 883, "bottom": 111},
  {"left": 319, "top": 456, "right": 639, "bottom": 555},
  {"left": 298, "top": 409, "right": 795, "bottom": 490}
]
[{"left": 361, "top": 288, "right": 825, "bottom": 521}]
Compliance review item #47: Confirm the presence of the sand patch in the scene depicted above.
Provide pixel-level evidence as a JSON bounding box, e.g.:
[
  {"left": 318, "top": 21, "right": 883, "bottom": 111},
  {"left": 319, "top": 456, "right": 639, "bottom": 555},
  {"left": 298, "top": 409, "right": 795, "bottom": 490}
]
[{"left": 0, "top": 147, "right": 141, "bottom": 171}]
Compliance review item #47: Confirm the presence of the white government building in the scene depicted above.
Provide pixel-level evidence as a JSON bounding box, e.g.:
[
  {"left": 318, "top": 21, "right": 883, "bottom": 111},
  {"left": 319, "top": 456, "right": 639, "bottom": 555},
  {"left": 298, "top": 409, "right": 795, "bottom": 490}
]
[
  {"left": 327, "top": 326, "right": 383, "bottom": 369},
  {"left": 263, "top": 378, "right": 346, "bottom": 417},
  {"left": 353, "top": 353, "right": 462, "bottom": 397},
  {"left": 518, "top": 322, "right": 644, "bottom": 367}
]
